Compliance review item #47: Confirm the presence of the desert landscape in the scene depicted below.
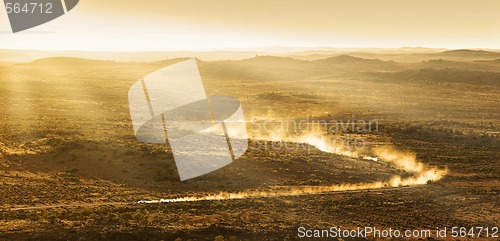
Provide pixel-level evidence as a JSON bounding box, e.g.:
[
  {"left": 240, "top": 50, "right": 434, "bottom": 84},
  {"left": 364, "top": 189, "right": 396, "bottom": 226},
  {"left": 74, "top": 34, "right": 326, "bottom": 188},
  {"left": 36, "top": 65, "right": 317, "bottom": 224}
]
[{"left": 0, "top": 48, "right": 498, "bottom": 240}]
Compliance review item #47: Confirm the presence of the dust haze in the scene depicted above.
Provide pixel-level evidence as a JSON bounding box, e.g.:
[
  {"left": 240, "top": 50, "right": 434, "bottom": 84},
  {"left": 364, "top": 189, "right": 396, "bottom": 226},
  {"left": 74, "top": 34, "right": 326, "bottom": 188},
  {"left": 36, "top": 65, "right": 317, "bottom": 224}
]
[{"left": 0, "top": 48, "right": 498, "bottom": 240}]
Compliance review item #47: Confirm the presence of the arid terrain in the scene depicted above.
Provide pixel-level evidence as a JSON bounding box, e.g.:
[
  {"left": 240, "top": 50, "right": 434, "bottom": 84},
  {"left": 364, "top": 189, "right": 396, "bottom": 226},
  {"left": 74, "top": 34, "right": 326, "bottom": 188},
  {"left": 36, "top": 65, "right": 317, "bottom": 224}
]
[{"left": 0, "top": 49, "right": 498, "bottom": 240}]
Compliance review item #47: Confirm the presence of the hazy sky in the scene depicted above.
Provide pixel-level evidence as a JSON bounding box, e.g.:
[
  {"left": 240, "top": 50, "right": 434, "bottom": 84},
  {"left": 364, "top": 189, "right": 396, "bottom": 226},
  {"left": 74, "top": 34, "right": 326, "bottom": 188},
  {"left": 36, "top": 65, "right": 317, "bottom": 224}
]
[{"left": 1, "top": 0, "right": 499, "bottom": 51}]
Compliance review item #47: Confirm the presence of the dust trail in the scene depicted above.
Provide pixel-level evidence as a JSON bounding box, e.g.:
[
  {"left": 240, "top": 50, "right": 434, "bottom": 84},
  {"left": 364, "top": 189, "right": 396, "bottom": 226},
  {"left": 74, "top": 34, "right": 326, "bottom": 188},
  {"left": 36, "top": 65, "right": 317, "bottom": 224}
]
[
  {"left": 246, "top": 120, "right": 448, "bottom": 187},
  {"left": 140, "top": 120, "right": 447, "bottom": 204},
  {"left": 290, "top": 134, "right": 448, "bottom": 186},
  {"left": 146, "top": 184, "right": 411, "bottom": 204}
]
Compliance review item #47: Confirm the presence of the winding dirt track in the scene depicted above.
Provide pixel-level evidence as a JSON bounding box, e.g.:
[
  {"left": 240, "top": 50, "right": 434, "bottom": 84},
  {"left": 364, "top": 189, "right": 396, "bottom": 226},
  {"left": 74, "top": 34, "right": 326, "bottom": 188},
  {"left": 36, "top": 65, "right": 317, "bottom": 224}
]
[{"left": 3, "top": 185, "right": 419, "bottom": 211}]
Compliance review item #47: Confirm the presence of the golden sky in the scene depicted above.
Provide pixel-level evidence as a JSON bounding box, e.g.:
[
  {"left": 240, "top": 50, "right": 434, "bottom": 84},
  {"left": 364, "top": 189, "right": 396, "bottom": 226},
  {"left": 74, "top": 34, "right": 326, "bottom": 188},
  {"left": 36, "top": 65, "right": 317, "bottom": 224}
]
[{"left": 1, "top": 0, "right": 499, "bottom": 51}]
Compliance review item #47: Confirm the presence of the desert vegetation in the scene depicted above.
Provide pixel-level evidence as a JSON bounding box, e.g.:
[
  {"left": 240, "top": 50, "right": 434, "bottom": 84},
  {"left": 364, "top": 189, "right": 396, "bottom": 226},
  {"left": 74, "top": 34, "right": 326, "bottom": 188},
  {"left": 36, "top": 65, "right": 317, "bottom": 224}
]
[{"left": 0, "top": 49, "right": 498, "bottom": 240}]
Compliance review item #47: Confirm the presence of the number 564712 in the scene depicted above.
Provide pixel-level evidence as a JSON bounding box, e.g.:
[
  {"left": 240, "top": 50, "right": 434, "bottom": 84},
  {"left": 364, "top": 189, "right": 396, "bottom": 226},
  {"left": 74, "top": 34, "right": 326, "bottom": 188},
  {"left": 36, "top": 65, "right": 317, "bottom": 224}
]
[{"left": 5, "top": 2, "right": 53, "bottom": 14}]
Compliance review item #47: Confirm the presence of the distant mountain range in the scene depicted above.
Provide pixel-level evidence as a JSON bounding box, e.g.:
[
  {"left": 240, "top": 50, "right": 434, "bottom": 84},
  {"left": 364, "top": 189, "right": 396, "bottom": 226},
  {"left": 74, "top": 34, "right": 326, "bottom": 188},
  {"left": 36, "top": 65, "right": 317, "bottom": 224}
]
[{"left": 1, "top": 48, "right": 500, "bottom": 63}]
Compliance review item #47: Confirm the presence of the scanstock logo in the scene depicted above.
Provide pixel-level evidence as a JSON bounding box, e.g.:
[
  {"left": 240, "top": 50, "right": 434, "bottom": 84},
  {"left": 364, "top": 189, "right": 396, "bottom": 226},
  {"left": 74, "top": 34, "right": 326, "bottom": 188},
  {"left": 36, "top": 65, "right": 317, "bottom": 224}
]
[
  {"left": 128, "top": 59, "right": 249, "bottom": 181},
  {"left": 3, "top": 0, "right": 79, "bottom": 33}
]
